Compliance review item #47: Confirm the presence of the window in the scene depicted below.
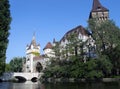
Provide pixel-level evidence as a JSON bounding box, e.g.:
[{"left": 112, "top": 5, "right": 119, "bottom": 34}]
[{"left": 27, "top": 58, "right": 30, "bottom": 61}]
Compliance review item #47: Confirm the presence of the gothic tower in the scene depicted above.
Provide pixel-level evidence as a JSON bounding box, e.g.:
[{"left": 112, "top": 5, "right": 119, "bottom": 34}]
[
  {"left": 89, "top": 0, "right": 109, "bottom": 21},
  {"left": 25, "top": 34, "right": 40, "bottom": 73}
]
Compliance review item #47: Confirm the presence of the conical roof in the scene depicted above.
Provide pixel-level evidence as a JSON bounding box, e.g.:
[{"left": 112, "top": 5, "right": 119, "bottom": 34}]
[
  {"left": 27, "top": 33, "right": 39, "bottom": 49},
  {"left": 43, "top": 42, "right": 53, "bottom": 50},
  {"left": 30, "top": 34, "right": 37, "bottom": 47}
]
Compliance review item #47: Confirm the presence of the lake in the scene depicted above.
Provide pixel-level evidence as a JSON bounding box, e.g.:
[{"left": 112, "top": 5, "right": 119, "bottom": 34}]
[{"left": 0, "top": 81, "right": 120, "bottom": 89}]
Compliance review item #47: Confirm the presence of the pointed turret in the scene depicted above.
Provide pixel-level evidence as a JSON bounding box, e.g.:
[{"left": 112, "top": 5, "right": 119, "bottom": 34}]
[
  {"left": 30, "top": 33, "right": 37, "bottom": 48},
  {"left": 53, "top": 38, "right": 56, "bottom": 43},
  {"left": 26, "top": 33, "right": 40, "bottom": 50},
  {"left": 26, "top": 33, "right": 40, "bottom": 53},
  {"left": 92, "top": 0, "right": 108, "bottom": 12},
  {"left": 89, "top": 0, "right": 109, "bottom": 21}
]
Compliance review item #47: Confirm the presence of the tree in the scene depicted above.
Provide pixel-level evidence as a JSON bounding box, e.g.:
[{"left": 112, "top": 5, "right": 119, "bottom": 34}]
[
  {"left": 5, "top": 63, "right": 10, "bottom": 72},
  {"left": 66, "top": 33, "right": 82, "bottom": 57},
  {"left": 52, "top": 42, "right": 61, "bottom": 60},
  {"left": 88, "top": 19, "right": 120, "bottom": 76},
  {"left": 0, "top": 0, "right": 11, "bottom": 75},
  {"left": 107, "top": 45, "right": 120, "bottom": 75},
  {"left": 88, "top": 19, "right": 120, "bottom": 55},
  {"left": 9, "top": 57, "right": 25, "bottom": 72},
  {"left": 96, "top": 55, "right": 113, "bottom": 77},
  {"left": 84, "top": 60, "right": 104, "bottom": 79}
]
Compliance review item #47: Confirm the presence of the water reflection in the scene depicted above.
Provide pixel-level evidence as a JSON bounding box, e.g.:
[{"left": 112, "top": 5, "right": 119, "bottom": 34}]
[
  {"left": 0, "top": 82, "right": 10, "bottom": 89},
  {"left": 8, "top": 81, "right": 45, "bottom": 89},
  {"left": 44, "top": 82, "right": 120, "bottom": 89},
  {"left": 0, "top": 81, "right": 120, "bottom": 89}
]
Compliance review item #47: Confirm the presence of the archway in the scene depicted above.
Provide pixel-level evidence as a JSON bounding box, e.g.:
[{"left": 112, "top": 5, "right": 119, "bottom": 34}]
[
  {"left": 15, "top": 76, "right": 26, "bottom": 82},
  {"left": 36, "top": 62, "right": 43, "bottom": 73},
  {"left": 31, "top": 77, "right": 38, "bottom": 82}
]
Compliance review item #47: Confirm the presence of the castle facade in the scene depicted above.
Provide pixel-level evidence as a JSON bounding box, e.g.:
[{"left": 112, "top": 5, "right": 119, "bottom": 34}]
[{"left": 23, "top": 0, "right": 109, "bottom": 73}]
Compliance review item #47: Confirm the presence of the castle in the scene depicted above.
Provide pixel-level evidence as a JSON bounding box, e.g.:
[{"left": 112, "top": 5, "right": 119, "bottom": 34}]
[{"left": 23, "top": 0, "right": 109, "bottom": 73}]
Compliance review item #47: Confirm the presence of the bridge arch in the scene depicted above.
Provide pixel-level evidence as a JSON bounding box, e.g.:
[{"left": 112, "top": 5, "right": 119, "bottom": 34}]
[
  {"left": 1, "top": 72, "right": 42, "bottom": 82},
  {"left": 14, "top": 76, "right": 26, "bottom": 82},
  {"left": 31, "top": 77, "right": 38, "bottom": 82}
]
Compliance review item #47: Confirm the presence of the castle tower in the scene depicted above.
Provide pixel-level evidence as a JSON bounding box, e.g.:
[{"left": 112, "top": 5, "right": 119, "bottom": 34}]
[
  {"left": 89, "top": 0, "right": 109, "bottom": 21},
  {"left": 25, "top": 33, "right": 40, "bottom": 73},
  {"left": 43, "top": 42, "right": 55, "bottom": 58}
]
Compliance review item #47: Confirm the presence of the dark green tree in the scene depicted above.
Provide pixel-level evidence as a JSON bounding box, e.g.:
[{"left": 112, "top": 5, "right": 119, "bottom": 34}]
[
  {"left": 5, "top": 63, "right": 10, "bottom": 72},
  {"left": 0, "top": 0, "right": 11, "bottom": 75},
  {"left": 9, "top": 57, "right": 25, "bottom": 72},
  {"left": 88, "top": 19, "right": 120, "bottom": 55},
  {"left": 88, "top": 19, "right": 120, "bottom": 76},
  {"left": 84, "top": 59, "right": 103, "bottom": 79},
  {"left": 96, "top": 55, "right": 113, "bottom": 77}
]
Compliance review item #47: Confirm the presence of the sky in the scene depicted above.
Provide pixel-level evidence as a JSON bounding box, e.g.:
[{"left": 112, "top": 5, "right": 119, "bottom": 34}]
[{"left": 6, "top": 0, "right": 120, "bottom": 63}]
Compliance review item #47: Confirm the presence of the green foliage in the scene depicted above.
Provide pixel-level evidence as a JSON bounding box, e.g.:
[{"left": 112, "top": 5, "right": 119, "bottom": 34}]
[
  {"left": 66, "top": 33, "right": 83, "bottom": 57},
  {"left": 80, "top": 60, "right": 99, "bottom": 79},
  {"left": 43, "top": 20, "right": 120, "bottom": 79},
  {"left": 97, "top": 55, "right": 113, "bottom": 76},
  {"left": 0, "top": 0, "right": 11, "bottom": 75},
  {"left": 85, "top": 70, "right": 103, "bottom": 79},
  {"left": 52, "top": 42, "right": 61, "bottom": 60},
  {"left": 9, "top": 57, "right": 25, "bottom": 72},
  {"left": 107, "top": 45, "right": 120, "bottom": 75},
  {"left": 5, "top": 63, "right": 10, "bottom": 72},
  {"left": 70, "top": 61, "right": 85, "bottom": 78},
  {"left": 88, "top": 19, "right": 120, "bottom": 76},
  {"left": 43, "top": 56, "right": 109, "bottom": 79}
]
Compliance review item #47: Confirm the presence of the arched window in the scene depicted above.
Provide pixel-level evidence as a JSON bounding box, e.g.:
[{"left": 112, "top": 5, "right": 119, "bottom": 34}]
[{"left": 36, "top": 62, "right": 43, "bottom": 73}]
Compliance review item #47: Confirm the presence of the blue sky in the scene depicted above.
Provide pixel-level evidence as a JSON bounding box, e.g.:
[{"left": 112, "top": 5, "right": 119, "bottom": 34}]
[{"left": 6, "top": 0, "right": 120, "bottom": 63}]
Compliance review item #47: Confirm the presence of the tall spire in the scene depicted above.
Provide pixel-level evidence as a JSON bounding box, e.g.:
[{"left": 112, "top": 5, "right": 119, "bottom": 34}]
[
  {"left": 31, "top": 32, "right": 37, "bottom": 47},
  {"left": 92, "top": 0, "right": 108, "bottom": 12}
]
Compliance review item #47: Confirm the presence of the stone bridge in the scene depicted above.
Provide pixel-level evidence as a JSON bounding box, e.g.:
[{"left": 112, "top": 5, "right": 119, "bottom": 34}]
[{"left": 0, "top": 72, "right": 43, "bottom": 82}]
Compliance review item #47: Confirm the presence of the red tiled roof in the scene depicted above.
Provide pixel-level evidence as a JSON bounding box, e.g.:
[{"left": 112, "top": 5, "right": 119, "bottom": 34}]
[{"left": 43, "top": 42, "right": 53, "bottom": 50}]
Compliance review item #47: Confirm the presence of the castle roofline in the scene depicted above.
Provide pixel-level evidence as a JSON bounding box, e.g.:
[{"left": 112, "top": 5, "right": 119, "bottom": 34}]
[
  {"left": 60, "top": 25, "right": 88, "bottom": 42},
  {"left": 91, "top": 0, "right": 109, "bottom": 12},
  {"left": 43, "top": 42, "right": 53, "bottom": 50},
  {"left": 27, "top": 33, "right": 40, "bottom": 50}
]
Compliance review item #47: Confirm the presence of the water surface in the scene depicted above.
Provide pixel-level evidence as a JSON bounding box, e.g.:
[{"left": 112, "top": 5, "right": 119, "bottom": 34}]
[{"left": 0, "top": 81, "right": 120, "bottom": 89}]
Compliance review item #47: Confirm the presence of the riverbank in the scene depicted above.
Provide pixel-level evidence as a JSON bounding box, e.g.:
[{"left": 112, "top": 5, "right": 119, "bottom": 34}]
[
  {"left": 41, "top": 77, "right": 120, "bottom": 83},
  {"left": 1, "top": 76, "right": 120, "bottom": 83},
  {"left": 0, "top": 78, "right": 18, "bottom": 82}
]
